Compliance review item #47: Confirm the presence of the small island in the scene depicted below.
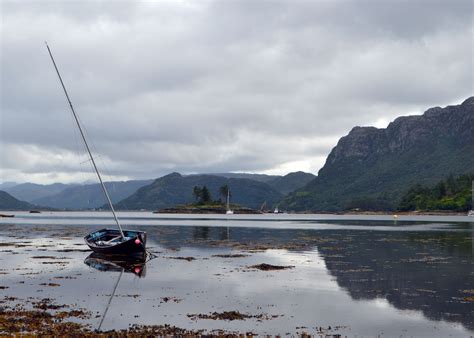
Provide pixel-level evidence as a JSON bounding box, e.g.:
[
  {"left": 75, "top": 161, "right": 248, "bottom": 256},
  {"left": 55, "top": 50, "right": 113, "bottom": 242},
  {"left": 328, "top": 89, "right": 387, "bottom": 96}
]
[
  {"left": 154, "top": 206, "right": 262, "bottom": 214},
  {"left": 153, "top": 185, "right": 263, "bottom": 214}
]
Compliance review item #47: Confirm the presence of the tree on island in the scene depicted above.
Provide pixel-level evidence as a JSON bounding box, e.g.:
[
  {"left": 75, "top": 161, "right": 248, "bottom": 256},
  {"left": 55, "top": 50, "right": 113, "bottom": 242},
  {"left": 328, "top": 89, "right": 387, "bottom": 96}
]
[
  {"left": 192, "top": 186, "right": 202, "bottom": 202},
  {"left": 192, "top": 185, "right": 212, "bottom": 204},
  {"left": 219, "top": 184, "right": 231, "bottom": 204},
  {"left": 201, "top": 186, "right": 211, "bottom": 203}
]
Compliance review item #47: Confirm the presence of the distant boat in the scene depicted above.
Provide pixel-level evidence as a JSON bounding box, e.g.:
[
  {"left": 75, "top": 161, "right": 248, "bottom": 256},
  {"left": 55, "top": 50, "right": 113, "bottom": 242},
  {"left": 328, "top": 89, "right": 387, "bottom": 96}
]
[
  {"left": 46, "top": 42, "right": 146, "bottom": 256},
  {"left": 29, "top": 210, "right": 41, "bottom": 214},
  {"left": 274, "top": 207, "right": 279, "bottom": 214},
  {"left": 226, "top": 189, "right": 234, "bottom": 215},
  {"left": 0, "top": 214, "right": 14, "bottom": 218},
  {"left": 468, "top": 210, "right": 474, "bottom": 216}
]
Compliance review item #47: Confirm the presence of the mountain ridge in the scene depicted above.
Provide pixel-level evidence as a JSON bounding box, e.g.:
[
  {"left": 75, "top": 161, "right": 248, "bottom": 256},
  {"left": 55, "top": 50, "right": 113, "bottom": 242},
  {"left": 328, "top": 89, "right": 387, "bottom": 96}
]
[
  {"left": 114, "top": 173, "right": 284, "bottom": 210},
  {"left": 267, "top": 171, "right": 315, "bottom": 195},
  {"left": 281, "top": 97, "right": 474, "bottom": 211},
  {"left": 4, "top": 183, "right": 73, "bottom": 203},
  {"left": 33, "top": 179, "right": 153, "bottom": 210},
  {"left": 0, "top": 191, "right": 35, "bottom": 210},
  {"left": 1, "top": 170, "right": 313, "bottom": 210}
]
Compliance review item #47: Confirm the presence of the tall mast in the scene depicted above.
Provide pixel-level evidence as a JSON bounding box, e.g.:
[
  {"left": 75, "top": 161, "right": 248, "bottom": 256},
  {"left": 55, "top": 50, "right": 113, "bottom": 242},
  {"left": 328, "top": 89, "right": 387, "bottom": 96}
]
[{"left": 45, "top": 42, "right": 124, "bottom": 238}]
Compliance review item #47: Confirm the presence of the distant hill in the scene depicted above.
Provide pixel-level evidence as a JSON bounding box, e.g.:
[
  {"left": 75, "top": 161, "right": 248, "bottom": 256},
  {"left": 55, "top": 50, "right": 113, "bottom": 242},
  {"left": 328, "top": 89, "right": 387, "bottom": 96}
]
[
  {"left": 0, "top": 191, "right": 35, "bottom": 210},
  {"left": 0, "top": 182, "right": 18, "bottom": 190},
  {"left": 267, "top": 171, "right": 315, "bottom": 195},
  {"left": 33, "top": 179, "right": 153, "bottom": 210},
  {"left": 209, "top": 173, "right": 280, "bottom": 183},
  {"left": 208, "top": 172, "right": 315, "bottom": 194},
  {"left": 4, "top": 183, "right": 72, "bottom": 202},
  {"left": 114, "top": 173, "right": 283, "bottom": 210},
  {"left": 3, "top": 170, "right": 312, "bottom": 211},
  {"left": 281, "top": 97, "right": 474, "bottom": 211}
]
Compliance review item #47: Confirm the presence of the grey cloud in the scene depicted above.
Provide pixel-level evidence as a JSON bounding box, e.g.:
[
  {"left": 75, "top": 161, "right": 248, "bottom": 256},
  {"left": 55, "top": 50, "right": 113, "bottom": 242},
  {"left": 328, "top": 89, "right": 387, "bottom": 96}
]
[{"left": 1, "top": 0, "right": 472, "bottom": 183}]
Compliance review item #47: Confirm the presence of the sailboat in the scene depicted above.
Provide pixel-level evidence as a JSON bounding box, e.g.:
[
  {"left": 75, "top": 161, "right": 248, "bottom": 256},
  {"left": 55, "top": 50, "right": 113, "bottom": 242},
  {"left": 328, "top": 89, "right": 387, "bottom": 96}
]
[
  {"left": 46, "top": 42, "right": 146, "bottom": 256},
  {"left": 226, "top": 189, "right": 234, "bottom": 215}
]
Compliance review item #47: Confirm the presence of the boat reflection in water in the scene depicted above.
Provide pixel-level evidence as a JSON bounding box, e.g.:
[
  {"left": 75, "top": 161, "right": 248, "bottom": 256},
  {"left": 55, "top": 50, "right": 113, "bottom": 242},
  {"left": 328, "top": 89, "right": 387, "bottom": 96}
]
[
  {"left": 84, "top": 252, "right": 148, "bottom": 277},
  {"left": 84, "top": 252, "right": 153, "bottom": 330}
]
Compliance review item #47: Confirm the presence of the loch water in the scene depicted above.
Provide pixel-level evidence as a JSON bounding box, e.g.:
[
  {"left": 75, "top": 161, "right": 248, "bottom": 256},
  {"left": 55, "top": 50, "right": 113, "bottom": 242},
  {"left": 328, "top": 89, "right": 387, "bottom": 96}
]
[{"left": 0, "top": 212, "right": 473, "bottom": 336}]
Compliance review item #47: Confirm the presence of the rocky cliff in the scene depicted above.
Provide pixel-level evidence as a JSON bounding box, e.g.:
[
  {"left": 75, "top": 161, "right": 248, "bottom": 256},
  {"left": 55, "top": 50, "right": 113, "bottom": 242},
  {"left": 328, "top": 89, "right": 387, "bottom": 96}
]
[{"left": 282, "top": 97, "right": 474, "bottom": 211}]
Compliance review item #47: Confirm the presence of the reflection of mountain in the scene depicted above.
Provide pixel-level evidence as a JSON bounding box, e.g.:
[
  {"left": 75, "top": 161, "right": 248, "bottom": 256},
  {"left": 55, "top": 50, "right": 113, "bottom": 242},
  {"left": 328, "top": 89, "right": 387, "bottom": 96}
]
[
  {"left": 315, "top": 230, "right": 473, "bottom": 331},
  {"left": 138, "top": 224, "right": 473, "bottom": 331}
]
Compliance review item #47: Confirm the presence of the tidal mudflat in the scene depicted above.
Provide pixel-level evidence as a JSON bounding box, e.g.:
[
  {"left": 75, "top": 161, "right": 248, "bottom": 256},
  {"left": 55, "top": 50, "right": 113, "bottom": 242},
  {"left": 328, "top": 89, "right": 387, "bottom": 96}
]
[{"left": 0, "top": 212, "right": 473, "bottom": 336}]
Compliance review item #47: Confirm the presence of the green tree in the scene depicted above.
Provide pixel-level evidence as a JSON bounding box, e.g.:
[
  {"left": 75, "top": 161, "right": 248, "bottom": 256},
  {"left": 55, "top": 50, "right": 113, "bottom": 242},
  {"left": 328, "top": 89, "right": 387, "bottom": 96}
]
[
  {"left": 398, "top": 173, "right": 473, "bottom": 212},
  {"left": 219, "top": 185, "right": 230, "bottom": 203},
  {"left": 201, "top": 186, "right": 211, "bottom": 203},
  {"left": 192, "top": 186, "right": 202, "bottom": 202}
]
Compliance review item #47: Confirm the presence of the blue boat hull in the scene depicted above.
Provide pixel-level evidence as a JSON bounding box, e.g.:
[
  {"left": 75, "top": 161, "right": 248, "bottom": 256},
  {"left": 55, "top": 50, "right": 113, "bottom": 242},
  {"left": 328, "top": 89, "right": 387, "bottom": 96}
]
[{"left": 84, "top": 228, "right": 146, "bottom": 256}]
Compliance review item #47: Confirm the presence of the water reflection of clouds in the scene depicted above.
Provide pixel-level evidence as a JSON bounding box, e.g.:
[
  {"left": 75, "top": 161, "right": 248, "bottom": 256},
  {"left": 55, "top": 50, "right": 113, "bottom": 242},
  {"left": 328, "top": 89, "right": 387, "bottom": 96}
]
[
  {"left": 0, "top": 237, "right": 85, "bottom": 272},
  {"left": 1, "top": 246, "right": 470, "bottom": 336},
  {"left": 107, "top": 247, "right": 469, "bottom": 336},
  {"left": 103, "top": 247, "right": 344, "bottom": 332},
  {"left": 262, "top": 248, "right": 340, "bottom": 291},
  {"left": 0, "top": 218, "right": 472, "bottom": 336}
]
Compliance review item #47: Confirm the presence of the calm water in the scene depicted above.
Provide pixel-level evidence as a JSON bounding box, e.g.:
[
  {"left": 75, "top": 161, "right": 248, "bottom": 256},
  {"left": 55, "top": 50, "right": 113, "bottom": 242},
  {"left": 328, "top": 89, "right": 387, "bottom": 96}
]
[{"left": 0, "top": 212, "right": 473, "bottom": 336}]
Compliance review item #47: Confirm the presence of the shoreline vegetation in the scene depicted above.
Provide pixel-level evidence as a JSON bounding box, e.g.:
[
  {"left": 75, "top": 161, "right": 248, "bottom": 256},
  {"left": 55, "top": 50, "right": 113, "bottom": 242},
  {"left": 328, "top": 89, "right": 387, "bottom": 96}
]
[
  {"left": 398, "top": 173, "right": 473, "bottom": 213},
  {"left": 152, "top": 209, "right": 468, "bottom": 216},
  {"left": 152, "top": 177, "right": 473, "bottom": 215},
  {"left": 0, "top": 209, "right": 468, "bottom": 216}
]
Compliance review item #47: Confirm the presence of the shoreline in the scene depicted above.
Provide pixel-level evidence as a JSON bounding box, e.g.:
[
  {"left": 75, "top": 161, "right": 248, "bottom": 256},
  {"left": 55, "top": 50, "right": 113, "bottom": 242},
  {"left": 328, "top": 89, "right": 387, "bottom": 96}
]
[
  {"left": 152, "top": 208, "right": 470, "bottom": 216},
  {"left": 0, "top": 209, "right": 471, "bottom": 216},
  {"left": 338, "top": 210, "right": 469, "bottom": 216}
]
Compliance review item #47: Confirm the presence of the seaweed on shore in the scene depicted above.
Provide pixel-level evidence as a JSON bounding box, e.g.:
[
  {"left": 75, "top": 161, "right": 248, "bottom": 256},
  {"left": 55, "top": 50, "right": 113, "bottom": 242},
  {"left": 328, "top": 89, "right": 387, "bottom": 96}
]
[
  {"left": 187, "top": 311, "right": 281, "bottom": 321},
  {"left": 114, "top": 324, "right": 205, "bottom": 335},
  {"left": 166, "top": 256, "right": 196, "bottom": 261},
  {"left": 0, "top": 303, "right": 91, "bottom": 335},
  {"left": 188, "top": 311, "right": 251, "bottom": 321},
  {"left": 212, "top": 253, "right": 249, "bottom": 258},
  {"left": 248, "top": 263, "right": 295, "bottom": 271}
]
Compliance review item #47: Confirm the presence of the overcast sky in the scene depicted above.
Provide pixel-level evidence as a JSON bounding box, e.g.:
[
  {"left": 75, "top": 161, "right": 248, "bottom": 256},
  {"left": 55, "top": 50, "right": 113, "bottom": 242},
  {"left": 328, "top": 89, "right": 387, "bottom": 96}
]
[{"left": 1, "top": 0, "right": 473, "bottom": 184}]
